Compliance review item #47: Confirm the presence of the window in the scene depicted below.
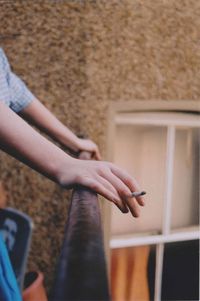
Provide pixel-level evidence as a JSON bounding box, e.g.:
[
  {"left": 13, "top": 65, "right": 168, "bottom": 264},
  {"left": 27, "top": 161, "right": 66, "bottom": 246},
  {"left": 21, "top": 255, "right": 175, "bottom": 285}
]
[{"left": 107, "top": 100, "right": 200, "bottom": 301}]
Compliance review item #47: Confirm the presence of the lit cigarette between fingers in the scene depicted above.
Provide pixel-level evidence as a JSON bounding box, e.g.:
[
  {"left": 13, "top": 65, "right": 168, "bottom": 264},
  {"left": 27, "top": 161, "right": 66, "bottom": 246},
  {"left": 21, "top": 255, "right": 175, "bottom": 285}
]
[{"left": 131, "top": 191, "right": 146, "bottom": 198}]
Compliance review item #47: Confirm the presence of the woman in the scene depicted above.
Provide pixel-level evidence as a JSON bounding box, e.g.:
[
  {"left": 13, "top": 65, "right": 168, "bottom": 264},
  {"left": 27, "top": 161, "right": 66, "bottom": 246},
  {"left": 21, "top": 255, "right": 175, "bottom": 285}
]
[{"left": 0, "top": 48, "right": 145, "bottom": 300}]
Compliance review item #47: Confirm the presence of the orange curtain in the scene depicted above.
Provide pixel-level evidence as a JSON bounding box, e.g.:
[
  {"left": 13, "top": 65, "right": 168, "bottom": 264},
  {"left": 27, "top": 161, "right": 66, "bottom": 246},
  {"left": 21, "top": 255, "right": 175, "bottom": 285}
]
[
  {"left": 0, "top": 182, "right": 7, "bottom": 208},
  {"left": 111, "top": 246, "right": 150, "bottom": 301}
]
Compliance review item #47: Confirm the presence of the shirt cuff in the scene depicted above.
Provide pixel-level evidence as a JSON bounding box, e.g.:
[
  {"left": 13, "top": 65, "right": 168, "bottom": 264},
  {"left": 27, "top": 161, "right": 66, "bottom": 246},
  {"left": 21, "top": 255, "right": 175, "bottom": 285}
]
[{"left": 10, "top": 89, "right": 35, "bottom": 113}]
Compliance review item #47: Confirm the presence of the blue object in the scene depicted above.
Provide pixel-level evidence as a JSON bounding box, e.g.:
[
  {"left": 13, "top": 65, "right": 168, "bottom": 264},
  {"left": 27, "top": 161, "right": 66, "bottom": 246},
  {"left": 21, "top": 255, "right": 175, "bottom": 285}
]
[
  {"left": 0, "top": 208, "right": 33, "bottom": 291},
  {"left": 0, "top": 234, "right": 22, "bottom": 301}
]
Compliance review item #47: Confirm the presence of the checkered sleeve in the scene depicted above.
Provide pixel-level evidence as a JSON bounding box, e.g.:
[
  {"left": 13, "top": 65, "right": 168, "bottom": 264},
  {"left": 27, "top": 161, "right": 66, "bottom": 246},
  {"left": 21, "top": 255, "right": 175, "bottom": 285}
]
[{"left": 9, "top": 72, "right": 35, "bottom": 113}]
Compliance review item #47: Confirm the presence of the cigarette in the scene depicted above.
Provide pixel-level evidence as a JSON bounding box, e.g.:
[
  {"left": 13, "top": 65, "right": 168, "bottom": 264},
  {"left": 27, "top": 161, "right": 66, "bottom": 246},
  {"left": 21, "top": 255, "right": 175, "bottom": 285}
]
[{"left": 131, "top": 191, "right": 146, "bottom": 197}]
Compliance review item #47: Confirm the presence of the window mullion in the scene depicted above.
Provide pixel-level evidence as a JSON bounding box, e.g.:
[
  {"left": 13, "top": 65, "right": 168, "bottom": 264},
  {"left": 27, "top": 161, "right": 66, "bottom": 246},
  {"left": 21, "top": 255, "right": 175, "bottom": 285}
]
[
  {"left": 155, "top": 125, "right": 176, "bottom": 301},
  {"left": 154, "top": 243, "right": 164, "bottom": 301},
  {"left": 163, "top": 125, "right": 176, "bottom": 235}
]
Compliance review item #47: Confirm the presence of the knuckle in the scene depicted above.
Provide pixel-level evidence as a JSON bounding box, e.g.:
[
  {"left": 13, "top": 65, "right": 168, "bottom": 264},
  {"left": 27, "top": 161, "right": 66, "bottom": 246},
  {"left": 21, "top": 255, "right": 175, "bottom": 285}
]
[
  {"left": 118, "top": 187, "right": 129, "bottom": 197},
  {"left": 126, "top": 177, "right": 134, "bottom": 188},
  {"left": 75, "top": 175, "right": 99, "bottom": 191},
  {"left": 108, "top": 162, "right": 115, "bottom": 169},
  {"left": 74, "top": 174, "right": 84, "bottom": 184},
  {"left": 95, "top": 165, "right": 103, "bottom": 175},
  {"left": 98, "top": 168, "right": 107, "bottom": 177},
  {"left": 97, "top": 164, "right": 109, "bottom": 176},
  {"left": 89, "top": 181, "right": 99, "bottom": 191}
]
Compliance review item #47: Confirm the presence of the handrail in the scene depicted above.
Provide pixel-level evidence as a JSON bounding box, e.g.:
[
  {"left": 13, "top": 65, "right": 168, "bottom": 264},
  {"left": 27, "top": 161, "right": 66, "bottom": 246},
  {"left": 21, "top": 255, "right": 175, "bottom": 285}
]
[{"left": 50, "top": 152, "right": 111, "bottom": 301}]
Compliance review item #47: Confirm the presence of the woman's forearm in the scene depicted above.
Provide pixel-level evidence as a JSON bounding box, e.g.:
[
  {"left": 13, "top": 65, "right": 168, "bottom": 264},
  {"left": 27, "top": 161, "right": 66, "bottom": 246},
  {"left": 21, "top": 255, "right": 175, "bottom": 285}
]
[
  {"left": 20, "top": 99, "right": 80, "bottom": 151},
  {"left": 0, "top": 102, "right": 74, "bottom": 184},
  {"left": 20, "top": 99, "right": 101, "bottom": 160}
]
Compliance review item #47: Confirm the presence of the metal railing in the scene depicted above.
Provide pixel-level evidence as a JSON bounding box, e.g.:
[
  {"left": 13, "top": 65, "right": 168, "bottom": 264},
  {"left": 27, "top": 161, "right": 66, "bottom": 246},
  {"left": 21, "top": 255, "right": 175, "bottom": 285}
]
[{"left": 50, "top": 152, "right": 111, "bottom": 301}]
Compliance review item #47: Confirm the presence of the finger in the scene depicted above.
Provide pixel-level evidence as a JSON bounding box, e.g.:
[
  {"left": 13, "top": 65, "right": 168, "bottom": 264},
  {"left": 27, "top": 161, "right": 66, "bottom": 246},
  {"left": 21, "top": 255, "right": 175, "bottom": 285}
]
[
  {"left": 96, "top": 175, "right": 129, "bottom": 213},
  {"left": 103, "top": 170, "right": 132, "bottom": 199},
  {"left": 83, "top": 178, "right": 128, "bottom": 213},
  {"left": 94, "top": 148, "right": 102, "bottom": 160},
  {"left": 102, "top": 171, "right": 141, "bottom": 217},
  {"left": 91, "top": 145, "right": 101, "bottom": 161},
  {"left": 110, "top": 165, "right": 145, "bottom": 206},
  {"left": 126, "top": 197, "right": 140, "bottom": 218},
  {"left": 92, "top": 151, "right": 100, "bottom": 161}
]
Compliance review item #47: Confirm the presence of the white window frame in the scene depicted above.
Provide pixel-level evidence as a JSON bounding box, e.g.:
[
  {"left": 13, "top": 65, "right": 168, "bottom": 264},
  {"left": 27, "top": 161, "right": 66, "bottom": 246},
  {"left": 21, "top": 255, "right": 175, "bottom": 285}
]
[{"left": 106, "top": 100, "right": 200, "bottom": 301}]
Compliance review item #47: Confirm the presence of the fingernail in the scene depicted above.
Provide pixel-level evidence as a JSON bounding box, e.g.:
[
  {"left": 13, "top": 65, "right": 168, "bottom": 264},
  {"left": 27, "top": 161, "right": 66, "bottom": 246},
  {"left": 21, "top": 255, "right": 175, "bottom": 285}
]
[
  {"left": 132, "top": 212, "right": 140, "bottom": 218},
  {"left": 122, "top": 207, "right": 129, "bottom": 213},
  {"left": 130, "top": 208, "right": 140, "bottom": 218},
  {"left": 115, "top": 202, "right": 127, "bottom": 213}
]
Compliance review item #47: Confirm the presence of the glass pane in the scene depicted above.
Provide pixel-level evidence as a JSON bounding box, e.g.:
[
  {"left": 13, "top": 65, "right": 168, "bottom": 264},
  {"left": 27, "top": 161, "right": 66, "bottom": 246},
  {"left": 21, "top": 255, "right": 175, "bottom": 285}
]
[
  {"left": 111, "top": 124, "right": 167, "bottom": 235},
  {"left": 171, "top": 128, "right": 199, "bottom": 229},
  {"left": 161, "top": 240, "right": 199, "bottom": 300},
  {"left": 111, "top": 246, "right": 151, "bottom": 301}
]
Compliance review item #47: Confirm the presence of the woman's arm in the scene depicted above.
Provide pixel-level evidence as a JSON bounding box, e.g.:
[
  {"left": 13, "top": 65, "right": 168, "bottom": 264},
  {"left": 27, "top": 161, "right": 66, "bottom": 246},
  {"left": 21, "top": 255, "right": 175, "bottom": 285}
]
[
  {"left": 0, "top": 102, "right": 145, "bottom": 217},
  {"left": 1, "top": 48, "right": 100, "bottom": 158},
  {"left": 19, "top": 99, "right": 101, "bottom": 160}
]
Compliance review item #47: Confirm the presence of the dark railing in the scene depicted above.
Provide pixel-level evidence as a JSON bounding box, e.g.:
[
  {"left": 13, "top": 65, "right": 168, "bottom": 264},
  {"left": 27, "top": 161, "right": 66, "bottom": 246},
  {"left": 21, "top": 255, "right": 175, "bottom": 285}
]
[{"left": 50, "top": 152, "right": 111, "bottom": 301}]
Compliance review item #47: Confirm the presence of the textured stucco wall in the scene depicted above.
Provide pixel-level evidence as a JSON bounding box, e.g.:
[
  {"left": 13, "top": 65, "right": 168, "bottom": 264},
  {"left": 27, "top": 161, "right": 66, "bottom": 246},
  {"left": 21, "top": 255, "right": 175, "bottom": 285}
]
[{"left": 0, "top": 0, "right": 199, "bottom": 292}]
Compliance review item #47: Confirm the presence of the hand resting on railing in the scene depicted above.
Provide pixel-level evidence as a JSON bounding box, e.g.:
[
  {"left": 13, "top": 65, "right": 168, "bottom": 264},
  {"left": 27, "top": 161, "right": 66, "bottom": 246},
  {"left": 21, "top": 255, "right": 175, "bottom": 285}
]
[
  {"left": 0, "top": 102, "right": 145, "bottom": 218},
  {"left": 58, "top": 158, "right": 145, "bottom": 217}
]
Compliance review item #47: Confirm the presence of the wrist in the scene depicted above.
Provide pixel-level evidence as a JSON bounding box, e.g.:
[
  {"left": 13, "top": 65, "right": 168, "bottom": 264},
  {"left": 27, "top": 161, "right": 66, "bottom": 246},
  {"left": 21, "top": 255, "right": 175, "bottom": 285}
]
[
  {"left": 59, "top": 130, "right": 80, "bottom": 152},
  {"left": 72, "top": 136, "right": 81, "bottom": 152},
  {"left": 56, "top": 156, "right": 79, "bottom": 187}
]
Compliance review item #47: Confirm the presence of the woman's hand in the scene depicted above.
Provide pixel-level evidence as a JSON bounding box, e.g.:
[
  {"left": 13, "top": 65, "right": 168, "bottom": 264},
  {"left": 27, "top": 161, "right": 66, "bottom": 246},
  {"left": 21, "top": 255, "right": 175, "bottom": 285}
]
[
  {"left": 76, "top": 138, "right": 101, "bottom": 160},
  {"left": 0, "top": 103, "right": 145, "bottom": 218},
  {"left": 58, "top": 158, "right": 145, "bottom": 218}
]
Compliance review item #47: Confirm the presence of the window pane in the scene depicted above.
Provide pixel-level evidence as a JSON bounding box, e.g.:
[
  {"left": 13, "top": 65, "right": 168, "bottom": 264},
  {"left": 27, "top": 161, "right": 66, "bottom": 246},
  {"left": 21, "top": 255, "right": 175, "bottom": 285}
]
[
  {"left": 111, "top": 124, "right": 167, "bottom": 235},
  {"left": 171, "top": 128, "right": 199, "bottom": 229},
  {"left": 161, "top": 240, "right": 199, "bottom": 300},
  {"left": 111, "top": 246, "right": 151, "bottom": 301}
]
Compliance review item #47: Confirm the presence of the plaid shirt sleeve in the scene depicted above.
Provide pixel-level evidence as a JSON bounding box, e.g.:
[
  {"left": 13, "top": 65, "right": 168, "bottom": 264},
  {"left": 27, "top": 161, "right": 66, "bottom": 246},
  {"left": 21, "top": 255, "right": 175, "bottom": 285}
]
[
  {"left": 0, "top": 48, "right": 35, "bottom": 113},
  {"left": 9, "top": 71, "right": 35, "bottom": 113}
]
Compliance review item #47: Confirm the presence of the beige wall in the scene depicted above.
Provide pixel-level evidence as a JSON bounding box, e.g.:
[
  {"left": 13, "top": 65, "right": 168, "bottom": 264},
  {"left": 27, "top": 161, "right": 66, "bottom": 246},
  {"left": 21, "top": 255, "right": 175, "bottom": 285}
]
[{"left": 0, "top": 0, "right": 199, "bottom": 291}]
